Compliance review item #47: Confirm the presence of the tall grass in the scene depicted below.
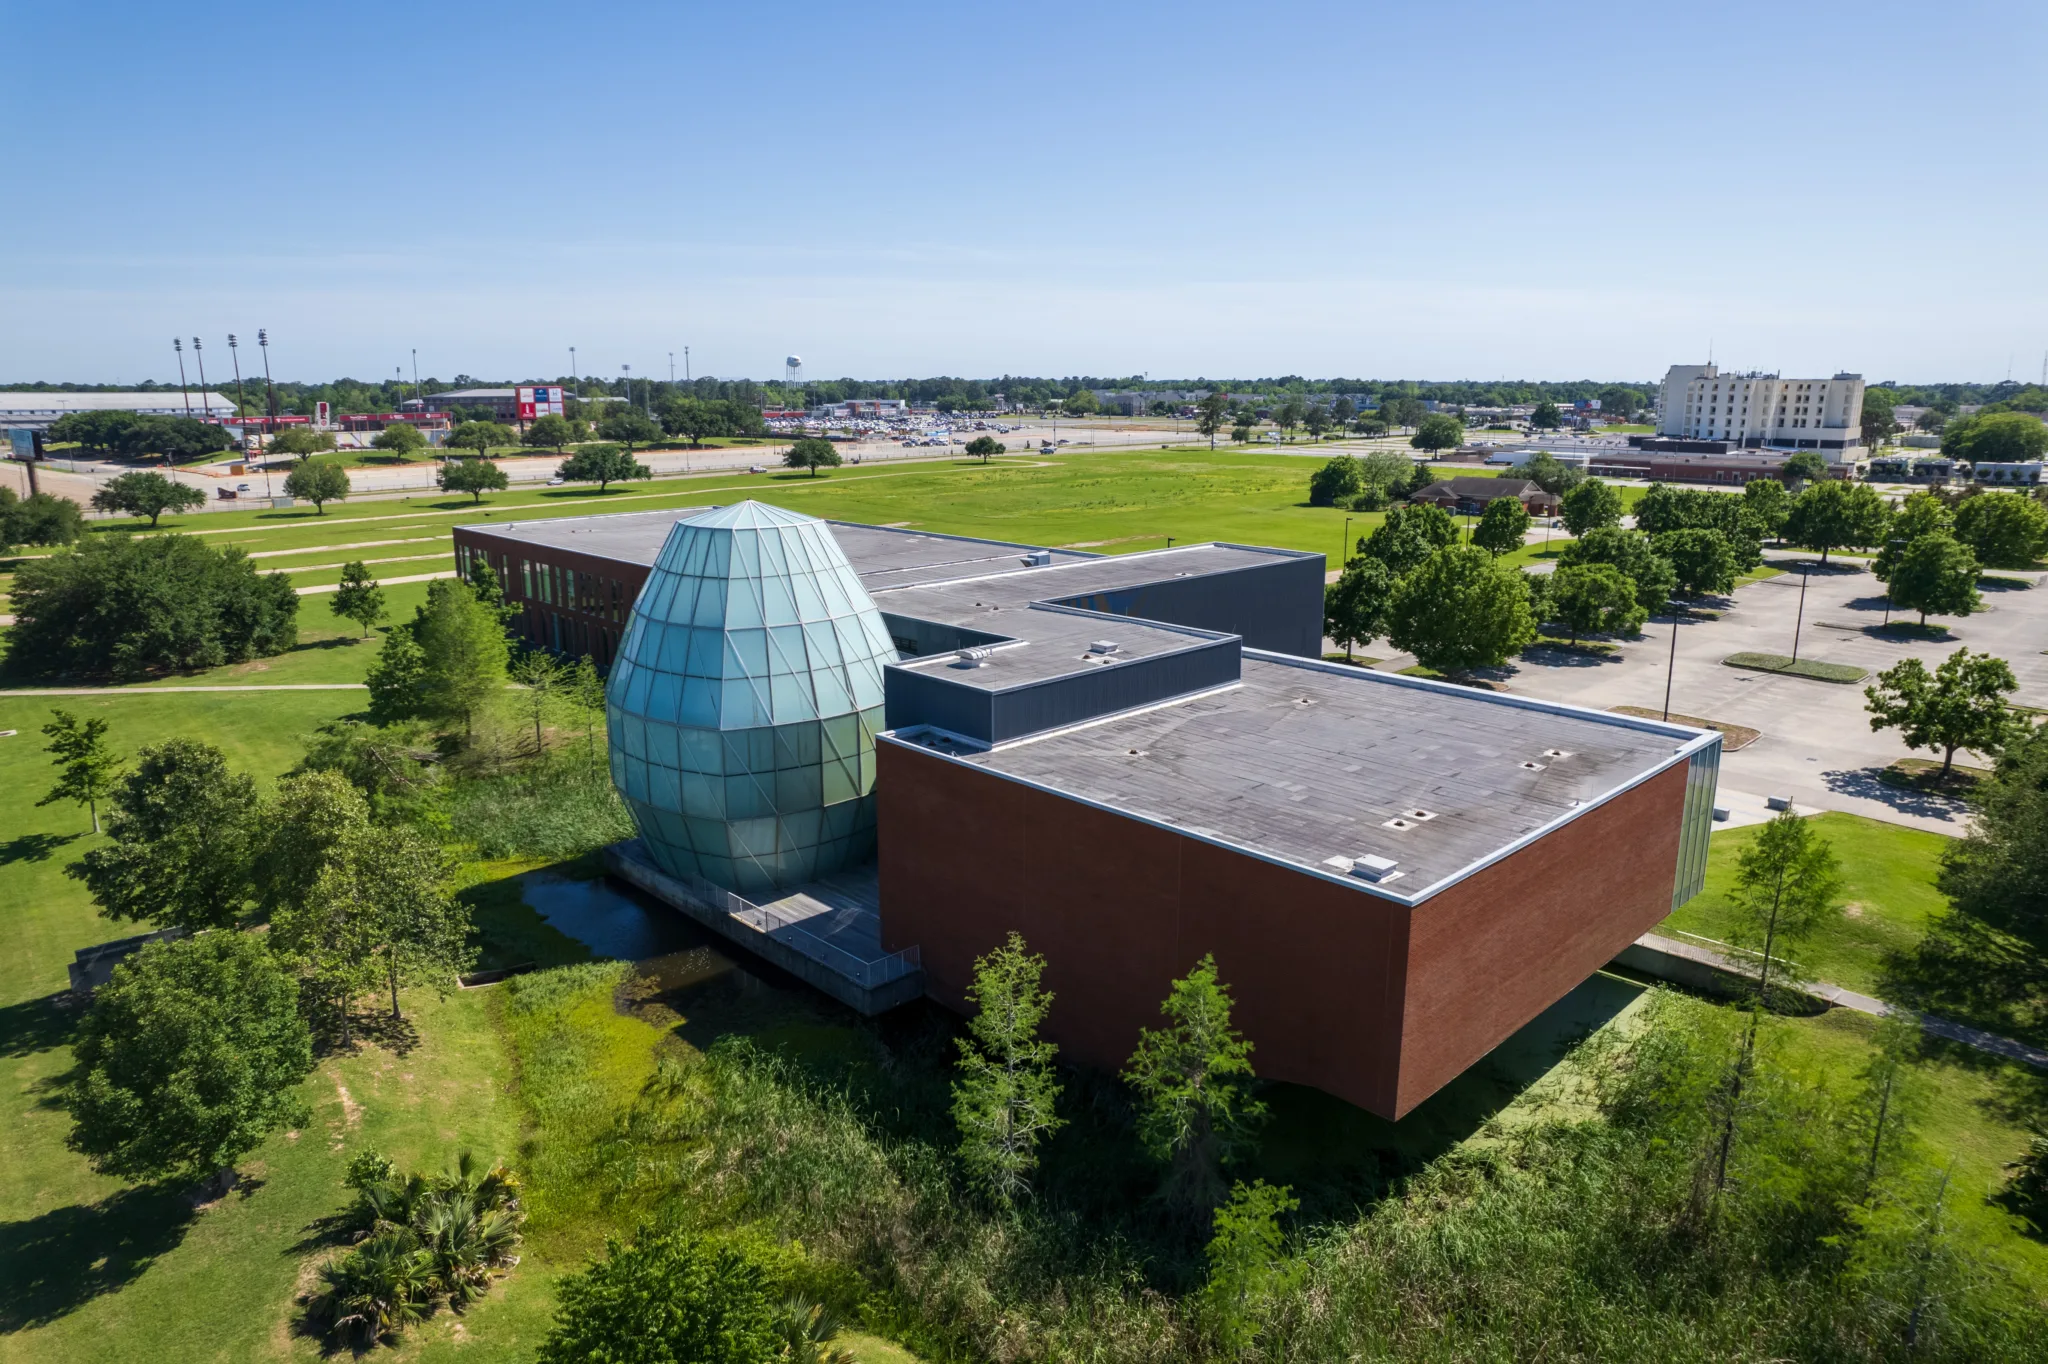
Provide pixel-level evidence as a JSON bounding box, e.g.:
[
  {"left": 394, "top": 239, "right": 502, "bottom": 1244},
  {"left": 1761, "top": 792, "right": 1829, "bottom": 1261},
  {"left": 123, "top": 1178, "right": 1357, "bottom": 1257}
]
[
  {"left": 503, "top": 969, "right": 2048, "bottom": 1363},
  {"left": 448, "top": 748, "right": 635, "bottom": 861}
]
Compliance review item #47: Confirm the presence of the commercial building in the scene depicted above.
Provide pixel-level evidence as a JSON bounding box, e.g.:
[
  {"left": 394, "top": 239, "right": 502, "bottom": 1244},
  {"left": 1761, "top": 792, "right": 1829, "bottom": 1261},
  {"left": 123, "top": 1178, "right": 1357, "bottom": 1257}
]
[
  {"left": 1655, "top": 364, "right": 1866, "bottom": 456},
  {"left": 0, "top": 389, "right": 237, "bottom": 431},
  {"left": 452, "top": 503, "right": 1719, "bottom": 1120},
  {"left": 425, "top": 387, "right": 521, "bottom": 420},
  {"left": 1970, "top": 461, "right": 2043, "bottom": 488},
  {"left": 1589, "top": 450, "right": 1851, "bottom": 485},
  {"left": 1408, "top": 477, "right": 1559, "bottom": 516}
]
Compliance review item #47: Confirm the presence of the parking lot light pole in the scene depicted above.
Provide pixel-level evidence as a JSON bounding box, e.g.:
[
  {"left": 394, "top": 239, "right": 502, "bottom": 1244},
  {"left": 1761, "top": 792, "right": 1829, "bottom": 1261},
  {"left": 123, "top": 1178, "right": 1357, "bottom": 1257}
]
[
  {"left": 1662, "top": 600, "right": 1682, "bottom": 722},
  {"left": 1341, "top": 515, "right": 1353, "bottom": 567},
  {"left": 1790, "top": 563, "right": 1811, "bottom": 663},
  {"left": 257, "top": 330, "right": 276, "bottom": 497},
  {"left": 173, "top": 339, "right": 191, "bottom": 417}
]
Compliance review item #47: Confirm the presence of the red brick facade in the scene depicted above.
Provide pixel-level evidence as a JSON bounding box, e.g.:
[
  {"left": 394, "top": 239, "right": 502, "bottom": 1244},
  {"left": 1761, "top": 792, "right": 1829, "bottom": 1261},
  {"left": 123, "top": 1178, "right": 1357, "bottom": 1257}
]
[{"left": 877, "top": 740, "right": 1687, "bottom": 1119}]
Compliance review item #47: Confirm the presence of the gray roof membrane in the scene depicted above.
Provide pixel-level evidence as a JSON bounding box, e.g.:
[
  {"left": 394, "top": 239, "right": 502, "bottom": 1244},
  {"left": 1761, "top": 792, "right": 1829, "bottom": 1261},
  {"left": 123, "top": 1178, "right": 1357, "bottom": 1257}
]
[{"left": 902, "top": 656, "right": 1705, "bottom": 901}]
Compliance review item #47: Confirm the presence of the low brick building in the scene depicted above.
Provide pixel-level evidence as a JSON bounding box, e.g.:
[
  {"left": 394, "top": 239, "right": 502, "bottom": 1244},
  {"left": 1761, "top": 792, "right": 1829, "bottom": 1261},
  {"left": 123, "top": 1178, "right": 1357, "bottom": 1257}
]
[{"left": 1409, "top": 476, "right": 1559, "bottom": 516}]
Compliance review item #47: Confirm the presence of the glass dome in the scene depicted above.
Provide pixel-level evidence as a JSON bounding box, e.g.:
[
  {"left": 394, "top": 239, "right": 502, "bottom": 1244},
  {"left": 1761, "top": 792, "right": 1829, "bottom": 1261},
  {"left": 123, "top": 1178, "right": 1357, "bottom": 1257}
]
[{"left": 606, "top": 501, "right": 898, "bottom": 894}]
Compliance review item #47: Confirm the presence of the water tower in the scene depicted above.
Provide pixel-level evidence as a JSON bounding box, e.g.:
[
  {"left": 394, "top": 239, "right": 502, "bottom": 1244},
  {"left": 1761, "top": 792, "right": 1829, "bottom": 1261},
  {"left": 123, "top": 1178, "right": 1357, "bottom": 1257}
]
[{"left": 785, "top": 354, "right": 803, "bottom": 390}]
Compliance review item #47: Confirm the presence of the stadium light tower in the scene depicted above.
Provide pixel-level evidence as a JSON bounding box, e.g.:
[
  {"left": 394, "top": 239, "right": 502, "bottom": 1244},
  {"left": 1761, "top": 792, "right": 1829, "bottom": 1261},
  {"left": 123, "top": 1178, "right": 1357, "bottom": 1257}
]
[
  {"left": 192, "top": 338, "right": 210, "bottom": 424},
  {"left": 173, "top": 338, "right": 192, "bottom": 417},
  {"left": 227, "top": 334, "right": 249, "bottom": 444}
]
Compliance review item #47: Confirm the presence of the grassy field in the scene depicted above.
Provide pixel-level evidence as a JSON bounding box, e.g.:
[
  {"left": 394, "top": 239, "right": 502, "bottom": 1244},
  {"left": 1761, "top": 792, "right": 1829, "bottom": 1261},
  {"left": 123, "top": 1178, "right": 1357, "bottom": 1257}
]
[{"left": 1660, "top": 812, "right": 1954, "bottom": 996}]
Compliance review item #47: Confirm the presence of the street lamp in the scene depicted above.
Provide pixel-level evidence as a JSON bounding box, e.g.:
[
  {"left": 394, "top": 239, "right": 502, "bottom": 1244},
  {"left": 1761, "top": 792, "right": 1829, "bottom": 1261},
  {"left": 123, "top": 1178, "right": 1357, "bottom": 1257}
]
[
  {"left": 1662, "top": 600, "right": 1682, "bottom": 722},
  {"left": 1341, "top": 515, "right": 1353, "bottom": 568}
]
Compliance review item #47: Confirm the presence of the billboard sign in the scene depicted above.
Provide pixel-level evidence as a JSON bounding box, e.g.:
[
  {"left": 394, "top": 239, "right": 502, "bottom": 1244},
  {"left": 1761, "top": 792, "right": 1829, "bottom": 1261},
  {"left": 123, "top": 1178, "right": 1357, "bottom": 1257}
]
[
  {"left": 315, "top": 400, "right": 331, "bottom": 428},
  {"left": 7, "top": 428, "right": 34, "bottom": 461},
  {"left": 517, "top": 385, "right": 565, "bottom": 420}
]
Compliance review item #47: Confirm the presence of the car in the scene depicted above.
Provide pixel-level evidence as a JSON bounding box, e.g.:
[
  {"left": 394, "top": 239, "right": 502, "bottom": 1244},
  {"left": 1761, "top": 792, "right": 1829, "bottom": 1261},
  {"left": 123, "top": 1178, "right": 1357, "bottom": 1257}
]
[
  {"left": 547, "top": 476, "right": 566, "bottom": 485},
  {"left": 236, "top": 482, "right": 251, "bottom": 491}
]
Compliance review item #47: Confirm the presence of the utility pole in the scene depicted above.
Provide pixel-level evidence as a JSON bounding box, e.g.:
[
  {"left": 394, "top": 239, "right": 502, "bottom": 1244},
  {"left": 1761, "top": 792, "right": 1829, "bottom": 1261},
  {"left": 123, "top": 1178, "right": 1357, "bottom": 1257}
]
[
  {"left": 174, "top": 339, "right": 192, "bottom": 417},
  {"left": 669, "top": 351, "right": 675, "bottom": 384},
  {"left": 412, "top": 349, "right": 420, "bottom": 407},
  {"left": 684, "top": 346, "right": 690, "bottom": 382}
]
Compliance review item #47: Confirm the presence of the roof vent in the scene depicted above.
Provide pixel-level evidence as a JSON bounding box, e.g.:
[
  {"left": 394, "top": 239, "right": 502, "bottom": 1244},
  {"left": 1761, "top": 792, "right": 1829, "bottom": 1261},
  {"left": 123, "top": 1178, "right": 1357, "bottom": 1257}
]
[
  {"left": 1543, "top": 748, "right": 1574, "bottom": 759},
  {"left": 1024, "top": 549, "right": 1052, "bottom": 566},
  {"left": 1381, "top": 816, "right": 1415, "bottom": 831},
  {"left": 1350, "top": 854, "right": 1401, "bottom": 883},
  {"left": 1405, "top": 808, "right": 1439, "bottom": 822},
  {"left": 1088, "top": 640, "right": 1121, "bottom": 654},
  {"left": 1520, "top": 760, "right": 1546, "bottom": 771},
  {"left": 953, "top": 646, "right": 996, "bottom": 667}
]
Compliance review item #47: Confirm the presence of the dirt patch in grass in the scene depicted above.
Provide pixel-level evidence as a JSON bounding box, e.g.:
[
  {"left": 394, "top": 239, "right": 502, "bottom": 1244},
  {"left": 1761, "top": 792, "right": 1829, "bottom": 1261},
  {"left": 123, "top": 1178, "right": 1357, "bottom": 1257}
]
[
  {"left": 1609, "top": 707, "right": 1760, "bottom": 751},
  {"left": 1321, "top": 653, "right": 1384, "bottom": 667},
  {"left": 1722, "top": 652, "right": 1867, "bottom": 683}
]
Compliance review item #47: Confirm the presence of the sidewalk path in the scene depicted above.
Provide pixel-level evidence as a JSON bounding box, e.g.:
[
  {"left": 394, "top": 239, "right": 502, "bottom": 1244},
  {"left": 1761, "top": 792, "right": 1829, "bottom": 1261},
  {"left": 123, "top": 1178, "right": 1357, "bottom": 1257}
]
[
  {"left": 1620, "top": 931, "right": 2048, "bottom": 1070},
  {"left": 296, "top": 570, "right": 457, "bottom": 596}
]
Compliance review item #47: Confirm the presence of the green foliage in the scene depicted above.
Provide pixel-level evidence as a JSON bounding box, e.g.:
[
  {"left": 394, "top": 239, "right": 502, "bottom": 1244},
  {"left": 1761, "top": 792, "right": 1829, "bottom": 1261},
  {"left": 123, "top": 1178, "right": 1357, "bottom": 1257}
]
[
  {"left": 1781, "top": 449, "right": 1830, "bottom": 485},
  {"left": 1783, "top": 478, "right": 1889, "bottom": 562},
  {"left": 1530, "top": 401, "right": 1561, "bottom": 429},
  {"left": 2010, "top": 1134, "right": 2048, "bottom": 1234},
  {"left": 1359, "top": 501, "right": 1460, "bottom": 575},
  {"left": 329, "top": 559, "right": 387, "bottom": 636},
  {"left": 35, "top": 707, "right": 123, "bottom": 834},
  {"left": 4, "top": 533, "right": 299, "bottom": 679},
  {"left": 951, "top": 933, "right": 1064, "bottom": 1204},
  {"left": 1942, "top": 410, "right": 2048, "bottom": 463},
  {"left": 52, "top": 412, "right": 235, "bottom": 461},
  {"left": 89, "top": 470, "right": 205, "bottom": 526},
  {"left": 1559, "top": 477, "right": 1622, "bottom": 536},
  {"left": 538, "top": 1228, "right": 781, "bottom": 1364},
  {"left": 370, "top": 423, "right": 427, "bottom": 454},
  {"left": 776, "top": 1294, "right": 858, "bottom": 1364},
  {"left": 524, "top": 413, "right": 585, "bottom": 451},
  {"left": 1886, "top": 533, "right": 1980, "bottom": 624},
  {"left": 68, "top": 739, "right": 259, "bottom": 931},
  {"left": 1388, "top": 544, "right": 1537, "bottom": 673},
  {"left": 447, "top": 746, "right": 635, "bottom": 860},
  {"left": 1874, "top": 491, "right": 1954, "bottom": 580},
  {"left": 559, "top": 441, "right": 652, "bottom": 490},
  {"left": 0, "top": 488, "right": 85, "bottom": 549},
  {"left": 598, "top": 408, "right": 663, "bottom": 449},
  {"left": 412, "top": 578, "right": 511, "bottom": 734},
  {"left": 444, "top": 420, "right": 515, "bottom": 457},
  {"left": 1653, "top": 527, "right": 1740, "bottom": 597},
  {"left": 309, "top": 1152, "right": 525, "bottom": 1344},
  {"left": 1558, "top": 526, "right": 1677, "bottom": 613},
  {"left": 1633, "top": 483, "right": 1765, "bottom": 565},
  {"left": 1471, "top": 494, "right": 1531, "bottom": 555},
  {"left": 267, "top": 427, "right": 336, "bottom": 458},
  {"left": 1728, "top": 810, "right": 1843, "bottom": 1003},
  {"left": 1195, "top": 391, "right": 1229, "bottom": 446},
  {"left": 1307, "top": 455, "right": 1363, "bottom": 506},
  {"left": 1409, "top": 411, "right": 1465, "bottom": 454},
  {"left": 262, "top": 770, "right": 378, "bottom": 1036},
  {"left": 1122, "top": 954, "right": 1266, "bottom": 1211},
  {"left": 1061, "top": 388, "right": 1100, "bottom": 415},
  {"left": 282, "top": 457, "right": 350, "bottom": 512},
  {"left": 963, "top": 434, "right": 1003, "bottom": 462},
  {"left": 1199, "top": 1180, "right": 1300, "bottom": 1354},
  {"left": 659, "top": 396, "right": 761, "bottom": 445},
  {"left": 1518, "top": 450, "right": 1582, "bottom": 495},
  {"left": 1861, "top": 387, "right": 1898, "bottom": 447},
  {"left": 1323, "top": 555, "right": 1396, "bottom": 660},
  {"left": 1952, "top": 490, "right": 2048, "bottom": 568},
  {"left": 66, "top": 931, "right": 314, "bottom": 1183},
  {"left": 437, "top": 455, "right": 509, "bottom": 502},
  {"left": 784, "top": 437, "right": 844, "bottom": 477},
  {"left": 1937, "top": 718, "right": 2048, "bottom": 973},
  {"left": 310, "top": 821, "right": 473, "bottom": 1021},
  {"left": 365, "top": 623, "right": 428, "bottom": 725},
  {"left": 1743, "top": 477, "right": 1791, "bottom": 539},
  {"left": 1547, "top": 562, "right": 1647, "bottom": 643},
  {"left": 1865, "top": 647, "right": 2018, "bottom": 778}
]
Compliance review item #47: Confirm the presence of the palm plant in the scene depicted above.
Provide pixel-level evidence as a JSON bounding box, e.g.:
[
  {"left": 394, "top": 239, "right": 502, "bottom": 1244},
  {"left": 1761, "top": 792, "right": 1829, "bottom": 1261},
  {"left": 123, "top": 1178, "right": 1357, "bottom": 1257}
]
[
  {"left": 776, "top": 1294, "right": 859, "bottom": 1364},
  {"left": 314, "top": 1228, "right": 437, "bottom": 1343}
]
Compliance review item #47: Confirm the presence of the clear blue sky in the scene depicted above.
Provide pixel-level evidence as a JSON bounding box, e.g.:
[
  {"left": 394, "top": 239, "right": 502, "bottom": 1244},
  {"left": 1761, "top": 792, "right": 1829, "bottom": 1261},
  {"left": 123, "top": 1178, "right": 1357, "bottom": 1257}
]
[{"left": 6, "top": 0, "right": 2044, "bottom": 386}]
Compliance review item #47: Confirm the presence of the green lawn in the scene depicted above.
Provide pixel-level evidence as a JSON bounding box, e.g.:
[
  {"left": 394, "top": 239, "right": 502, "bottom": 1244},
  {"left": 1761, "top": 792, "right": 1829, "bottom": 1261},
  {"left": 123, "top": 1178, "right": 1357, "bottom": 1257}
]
[{"left": 1660, "top": 812, "right": 1954, "bottom": 996}]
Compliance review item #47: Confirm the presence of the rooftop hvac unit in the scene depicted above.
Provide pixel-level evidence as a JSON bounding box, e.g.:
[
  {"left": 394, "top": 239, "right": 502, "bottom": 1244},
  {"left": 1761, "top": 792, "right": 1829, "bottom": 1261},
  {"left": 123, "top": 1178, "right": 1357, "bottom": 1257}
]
[
  {"left": 1088, "top": 640, "right": 1121, "bottom": 654},
  {"left": 1350, "top": 854, "right": 1400, "bottom": 882},
  {"left": 952, "top": 646, "right": 997, "bottom": 667},
  {"left": 1024, "top": 549, "right": 1052, "bottom": 566}
]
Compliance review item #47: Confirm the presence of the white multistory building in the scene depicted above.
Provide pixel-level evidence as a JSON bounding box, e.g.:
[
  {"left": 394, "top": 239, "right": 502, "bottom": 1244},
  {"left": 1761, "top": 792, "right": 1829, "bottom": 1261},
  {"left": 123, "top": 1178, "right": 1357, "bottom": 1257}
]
[{"left": 1656, "top": 364, "right": 1865, "bottom": 458}]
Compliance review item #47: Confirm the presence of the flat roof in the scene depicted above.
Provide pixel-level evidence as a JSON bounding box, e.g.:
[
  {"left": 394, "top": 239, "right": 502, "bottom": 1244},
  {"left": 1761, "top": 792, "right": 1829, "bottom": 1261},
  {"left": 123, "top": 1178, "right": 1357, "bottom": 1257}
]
[
  {"left": 894, "top": 655, "right": 1707, "bottom": 903},
  {"left": 0, "top": 390, "right": 235, "bottom": 414}
]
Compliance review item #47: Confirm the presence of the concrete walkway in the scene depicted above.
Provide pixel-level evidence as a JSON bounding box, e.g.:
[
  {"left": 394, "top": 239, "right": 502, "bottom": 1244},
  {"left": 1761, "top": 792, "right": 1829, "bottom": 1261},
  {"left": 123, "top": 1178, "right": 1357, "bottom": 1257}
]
[
  {"left": 1617, "top": 931, "right": 2048, "bottom": 1070},
  {"left": 296, "top": 570, "right": 457, "bottom": 596}
]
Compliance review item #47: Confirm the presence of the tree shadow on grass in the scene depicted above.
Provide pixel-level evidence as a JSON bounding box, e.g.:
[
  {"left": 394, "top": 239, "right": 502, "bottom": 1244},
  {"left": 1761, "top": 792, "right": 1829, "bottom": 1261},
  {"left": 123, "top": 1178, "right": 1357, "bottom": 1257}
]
[
  {"left": 0, "top": 993, "right": 80, "bottom": 1059},
  {"left": 1880, "top": 914, "right": 2048, "bottom": 1066},
  {"left": 0, "top": 831, "right": 81, "bottom": 867},
  {"left": 0, "top": 1185, "right": 199, "bottom": 1330}
]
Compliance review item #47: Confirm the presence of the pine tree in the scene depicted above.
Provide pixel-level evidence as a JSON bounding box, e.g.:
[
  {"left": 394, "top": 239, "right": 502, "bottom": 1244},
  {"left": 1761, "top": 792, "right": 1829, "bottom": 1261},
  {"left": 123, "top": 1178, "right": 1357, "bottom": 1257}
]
[
  {"left": 1123, "top": 954, "right": 1266, "bottom": 1211},
  {"left": 951, "top": 933, "right": 1064, "bottom": 1204}
]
